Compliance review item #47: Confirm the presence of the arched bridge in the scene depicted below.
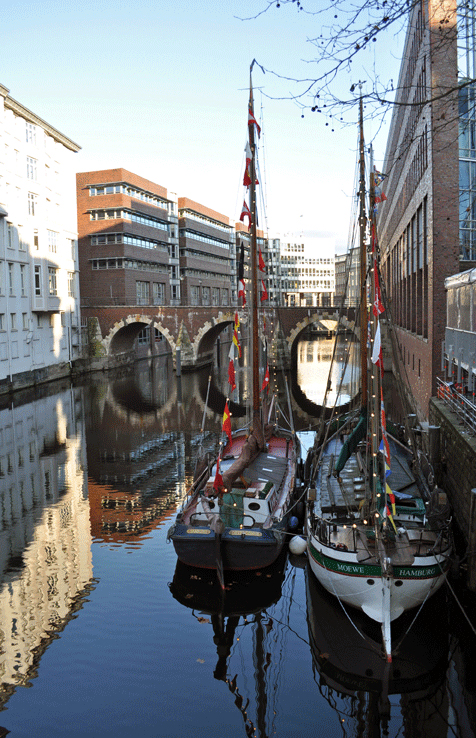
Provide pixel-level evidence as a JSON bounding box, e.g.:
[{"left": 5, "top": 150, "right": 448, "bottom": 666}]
[{"left": 80, "top": 304, "right": 356, "bottom": 370}]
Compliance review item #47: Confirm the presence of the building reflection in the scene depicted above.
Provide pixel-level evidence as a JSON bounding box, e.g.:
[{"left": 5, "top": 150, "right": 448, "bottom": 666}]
[{"left": 0, "top": 384, "right": 92, "bottom": 708}]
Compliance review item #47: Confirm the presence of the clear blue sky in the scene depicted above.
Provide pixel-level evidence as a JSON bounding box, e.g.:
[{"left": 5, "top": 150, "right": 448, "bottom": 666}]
[{"left": 2, "top": 0, "right": 403, "bottom": 252}]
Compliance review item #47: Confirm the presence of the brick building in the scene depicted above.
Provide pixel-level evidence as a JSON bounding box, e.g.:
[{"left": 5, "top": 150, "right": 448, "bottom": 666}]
[
  {"left": 76, "top": 169, "right": 179, "bottom": 312},
  {"left": 178, "top": 197, "right": 234, "bottom": 306},
  {"left": 378, "top": 0, "right": 461, "bottom": 419}
]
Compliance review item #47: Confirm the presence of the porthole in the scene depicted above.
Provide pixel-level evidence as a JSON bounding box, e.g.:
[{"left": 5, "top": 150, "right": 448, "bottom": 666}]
[
  {"left": 367, "top": 579, "right": 375, "bottom": 585},
  {"left": 248, "top": 502, "right": 260, "bottom": 511},
  {"left": 395, "top": 580, "right": 403, "bottom": 587}
]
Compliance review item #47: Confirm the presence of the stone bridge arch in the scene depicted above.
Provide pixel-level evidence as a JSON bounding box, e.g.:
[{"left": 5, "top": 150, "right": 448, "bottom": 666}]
[
  {"left": 177, "top": 309, "right": 242, "bottom": 368},
  {"left": 106, "top": 315, "right": 176, "bottom": 356}
]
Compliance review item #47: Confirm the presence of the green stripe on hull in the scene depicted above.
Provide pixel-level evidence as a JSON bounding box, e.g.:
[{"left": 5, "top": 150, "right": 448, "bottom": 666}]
[{"left": 309, "top": 541, "right": 448, "bottom": 579}]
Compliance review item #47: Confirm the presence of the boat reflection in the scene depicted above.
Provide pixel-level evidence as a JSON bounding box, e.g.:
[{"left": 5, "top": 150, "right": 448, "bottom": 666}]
[
  {"left": 305, "top": 563, "right": 451, "bottom": 736},
  {"left": 169, "top": 551, "right": 288, "bottom": 736}
]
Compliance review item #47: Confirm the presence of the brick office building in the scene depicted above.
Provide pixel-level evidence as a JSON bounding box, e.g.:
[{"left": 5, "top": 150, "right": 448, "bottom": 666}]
[
  {"left": 76, "top": 169, "right": 179, "bottom": 311},
  {"left": 178, "top": 197, "right": 234, "bottom": 306},
  {"left": 378, "top": 0, "right": 461, "bottom": 419}
]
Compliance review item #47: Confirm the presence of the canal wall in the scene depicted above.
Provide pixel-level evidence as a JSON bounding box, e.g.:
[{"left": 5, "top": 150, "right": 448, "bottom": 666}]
[{"left": 429, "top": 397, "right": 476, "bottom": 589}]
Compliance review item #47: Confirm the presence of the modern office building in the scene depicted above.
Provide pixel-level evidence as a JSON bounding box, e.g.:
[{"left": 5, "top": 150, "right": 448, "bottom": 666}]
[
  {"left": 0, "top": 83, "right": 81, "bottom": 392},
  {"left": 76, "top": 168, "right": 179, "bottom": 308},
  {"left": 178, "top": 197, "right": 234, "bottom": 306},
  {"left": 378, "top": 0, "right": 464, "bottom": 419},
  {"left": 281, "top": 237, "right": 335, "bottom": 306}
]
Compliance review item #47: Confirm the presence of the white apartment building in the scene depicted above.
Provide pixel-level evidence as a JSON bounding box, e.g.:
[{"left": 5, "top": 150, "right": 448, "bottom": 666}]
[
  {"left": 0, "top": 84, "right": 81, "bottom": 392},
  {"left": 281, "top": 236, "right": 335, "bottom": 307}
]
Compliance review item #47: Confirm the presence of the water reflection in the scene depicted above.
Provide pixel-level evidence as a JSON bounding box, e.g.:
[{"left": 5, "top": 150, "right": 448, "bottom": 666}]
[
  {"left": 297, "top": 335, "right": 359, "bottom": 407},
  {"left": 0, "top": 384, "right": 93, "bottom": 710},
  {"left": 169, "top": 551, "right": 289, "bottom": 737}
]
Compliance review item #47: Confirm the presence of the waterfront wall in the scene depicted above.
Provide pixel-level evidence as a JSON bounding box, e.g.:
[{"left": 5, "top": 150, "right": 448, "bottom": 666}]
[{"left": 429, "top": 397, "right": 476, "bottom": 588}]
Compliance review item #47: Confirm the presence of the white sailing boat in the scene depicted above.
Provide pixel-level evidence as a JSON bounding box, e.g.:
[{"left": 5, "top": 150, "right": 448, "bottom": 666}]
[{"left": 305, "top": 99, "right": 452, "bottom": 660}]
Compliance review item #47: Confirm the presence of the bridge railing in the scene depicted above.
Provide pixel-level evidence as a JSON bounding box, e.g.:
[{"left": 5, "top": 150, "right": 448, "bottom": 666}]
[{"left": 436, "top": 377, "right": 476, "bottom": 435}]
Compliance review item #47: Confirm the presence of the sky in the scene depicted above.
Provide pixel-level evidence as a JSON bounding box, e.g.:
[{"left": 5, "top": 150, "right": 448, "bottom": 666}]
[{"left": 2, "top": 0, "right": 405, "bottom": 254}]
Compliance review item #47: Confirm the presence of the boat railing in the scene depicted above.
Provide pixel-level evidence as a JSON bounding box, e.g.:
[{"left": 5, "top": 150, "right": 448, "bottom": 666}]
[{"left": 436, "top": 377, "right": 476, "bottom": 435}]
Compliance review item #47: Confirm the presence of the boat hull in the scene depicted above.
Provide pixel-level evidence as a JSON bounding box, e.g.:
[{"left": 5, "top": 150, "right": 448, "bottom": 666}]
[
  {"left": 170, "top": 521, "right": 287, "bottom": 571},
  {"left": 307, "top": 533, "right": 450, "bottom": 623}
]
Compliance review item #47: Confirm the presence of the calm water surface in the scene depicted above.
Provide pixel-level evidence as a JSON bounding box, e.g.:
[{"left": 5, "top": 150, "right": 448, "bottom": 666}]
[{"left": 0, "top": 344, "right": 474, "bottom": 738}]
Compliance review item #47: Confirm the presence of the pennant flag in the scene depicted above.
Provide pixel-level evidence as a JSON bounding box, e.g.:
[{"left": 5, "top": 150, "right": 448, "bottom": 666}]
[
  {"left": 248, "top": 105, "right": 261, "bottom": 138},
  {"left": 375, "top": 187, "right": 387, "bottom": 204},
  {"left": 240, "top": 200, "right": 251, "bottom": 225},
  {"left": 233, "top": 312, "right": 242, "bottom": 358},
  {"left": 371, "top": 320, "right": 381, "bottom": 365},
  {"left": 260, "top": 280, "right": 268, "bottom": 302},
  {"left": 243, "top": 141, "right": 252, "bottom": 186},
  {"left": 386, "top": 483, "right": 396, "bottom": 516},
  {"left": 222, "top": 400, "right": 232, "bottom": 444},
  {"left": 258, "top": 248, "right": 266, "bottom": 272},
  {"left": 374, "top": 167, "right": 387, "bottom": 186},
  {"left": 379, "top": 387, "right": 391, "bottom": 467},
  {"left": 384, "top": 504, "right": 397, "bottom": 533},
  {"left": 228, "top": 357, "right": 236, "bottom": 391},
  {"left": 373, "top": 263, "right": 384, "bottom": 317},
  {"left": 238, "top": 241, "right": 246, "bottom": 305},
  {"left": 213, "top": 453, "right": 224, "bottom": 492},
  {"left": 238, "top": 278, "right": 246, "bottom": 305},
  {"left": 261, "top": 365, "right": 270, "bottom": 392}
]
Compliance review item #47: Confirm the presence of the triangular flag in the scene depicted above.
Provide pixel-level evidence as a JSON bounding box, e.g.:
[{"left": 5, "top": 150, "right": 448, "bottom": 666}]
[
  {"left": 371, "top": 320, "right": 381, "bottom": 365},
  {"left": 373, "top": 264, "right": 384, "bottom": 317},
  {"left": 261, "top": 365, "right": 270, "bottom": 392},
  {"left": 239, "top": 200, "right": 251, "bottom": 225},
  {"left": 260, "top": 280, "right": 268, "bottom": 302},
  {"left": 248, "top": 105, "right": 261, "bottom": 138},
  {"left": 213, "top": 453, "right": 224, "bottom": 492},
  {"left": 228, "top": 358, "right": 236, "bottom": 391},
  {"left": 222, "top": 401, "right": 232, "bottom": 444},
  {"left": 258, "top": 248, "right": 266, "bottom": 272}
]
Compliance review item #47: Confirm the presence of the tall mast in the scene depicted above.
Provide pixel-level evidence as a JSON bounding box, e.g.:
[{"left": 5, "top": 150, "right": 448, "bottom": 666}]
[
  {"left": 358, "top": 96, "right": 368, "bottom": 408},
  {"left": 249, "top": 64, "right": 261, "bottom": 417}
]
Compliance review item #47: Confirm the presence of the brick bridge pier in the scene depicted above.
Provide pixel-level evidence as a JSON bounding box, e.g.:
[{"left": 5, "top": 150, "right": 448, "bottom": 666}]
[{"left": 80, "top": 304, "right": 355, "bottom": 371}]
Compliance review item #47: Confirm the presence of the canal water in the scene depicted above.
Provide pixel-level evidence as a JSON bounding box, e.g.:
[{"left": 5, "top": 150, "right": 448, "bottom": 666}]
[{"left": 0, "top": 338, "right": 474, "bottom": 738}]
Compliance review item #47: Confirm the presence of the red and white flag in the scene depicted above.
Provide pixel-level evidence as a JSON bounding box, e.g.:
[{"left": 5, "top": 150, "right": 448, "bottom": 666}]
[
  {"left": 261, "top": 365, "right": 270, "bottom": 392},
  {"left": 260, "top": 280, "right": 268, "bottom": 302},
  {"left": 240, "top": 200, "right": 251, "bottom": 225},
  {"left": 248, "top": 106, "right": 261, "bottom": 138}
]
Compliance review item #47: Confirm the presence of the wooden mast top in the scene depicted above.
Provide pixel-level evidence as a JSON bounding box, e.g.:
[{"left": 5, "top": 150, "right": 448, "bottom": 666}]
[
  {"left": 358, "top": 96, "right": 368, "bottom": 409},
  {"left": 249, "top": 64, "right": 261, "bottom": 417}
]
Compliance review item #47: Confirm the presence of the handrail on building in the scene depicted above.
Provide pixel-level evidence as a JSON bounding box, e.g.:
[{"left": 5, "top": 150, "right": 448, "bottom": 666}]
[{"left": 436, "top": 377, "right": 476, "bottom": 435}]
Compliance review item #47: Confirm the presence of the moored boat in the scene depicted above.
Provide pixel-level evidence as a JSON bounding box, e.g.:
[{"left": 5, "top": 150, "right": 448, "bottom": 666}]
[
  {"left": 168, "top": 62, "right": 301, "bottom": 577},
  {"left": 305, "top": 98, "right": 452, "bottom": 660}
]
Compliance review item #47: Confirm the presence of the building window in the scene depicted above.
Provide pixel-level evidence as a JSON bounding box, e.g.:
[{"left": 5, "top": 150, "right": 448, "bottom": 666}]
[
  {"left": 202, "top": 286, "right": 211, "bottom": 305},
  {"left": 68, "top": 272, "right": 75, "bottom": 297},
  {"left": 48, "top": 267, "right": 57, "bottom": 296},
  {"left": 34, "top": 265, "right": 42, "bottom": 296},
  {"left": 28, "top": 192, "right": 37, "bottom": 216},
  {"left": 7, "top": 223, "right": 14, "bottom": 249},
  {"left": 136, "top": 281, "right": 149, "bottom": 305},
  {"left": 48, "top": 230, "right": 58, "bottom": 252},
  {"left": 27, "top": 156, "right": 37, "bottom": 180},
  {"left": 153, "top": 282, "right": 164, "bottom": 305},
  {"left": 8, "top": 263, "right": 14, "bottom": 296},
  {"left": 26, "top": 123, "right": 36, "bottom": 144},
  {"left": 20, "top": 265, "right": 26, "bottom": 296},
  {"left": 212, "top": 287, "right": 220, "bottom": 305},
  {"left": 137, "top": 327, "right": 150, "bottom": 345},
  {"left": 11, "top": 313, "right": 16, "bottom": 331},
  {"left": 190, "top": 285, "right": 199, "bottom": 305},
  {"left": 34, "top": 230, "right": 39, "bottom": 250},
  {"left": 22, "top": 313, "right": 28, "bottom": 330},
  {"left": 0, "top": 314, "right": 4, "bottom": 331}
]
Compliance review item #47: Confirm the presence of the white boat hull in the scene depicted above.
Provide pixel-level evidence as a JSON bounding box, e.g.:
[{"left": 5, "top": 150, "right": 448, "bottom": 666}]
[{"left": 307, "top": 533, "right": 449, "bottom": 624}]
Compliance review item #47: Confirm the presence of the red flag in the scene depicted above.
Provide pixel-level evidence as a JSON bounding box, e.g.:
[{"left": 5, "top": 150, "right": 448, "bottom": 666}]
[
  {"left": 228, "top": 358, "right": 236, "bottom": 391},
  {"left": 248, "top": 106, "right": 261, "bottom": 138},
  {"left": 261, "top": 365, "right": 270, "bottom": 392},
  {"left": 258, "top": 248, "right": 266, "bottom": 272},
  {"left": 240, "top": 200, "right": 251, "bottom": 225},
  {"left": 373, "top": 262, "right": 384, "bottom": 317},
  {"left": 222, "top": 401, "right": 232, "bottom": 444},
  {"left": 238, "top": 278, "right": 246, "bottom": 305},
  {"left": 213, "top": 454, "right": 224, "bottom": 492},
  {"left": 260, "top": 280, "right": 268, "bottom": 302}
]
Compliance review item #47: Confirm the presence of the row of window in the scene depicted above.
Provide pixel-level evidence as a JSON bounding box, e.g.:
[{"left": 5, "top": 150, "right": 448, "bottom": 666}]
[
  {"left": 180, "top": 246, "right": 230, "bottom": 267},
  {"left": 90, "top": 257, "right": 167, "bottom": 273},
  {"left": 179, "top": 209, "right": 233, "bottom": 235},
  {"left": 90, "top": 208, "right": 169, "bottom": 232},
  {"left": 0, "top": 311, "right": 71, "bottom": 332},
  {"left": 88, "top": 183, "right": 172, "bottom": 211},
  {"left": 179, "top": 228, "right": 231, "bottom": 249},
  {"left": 90, "top": 232, "right": 169, "bottom": 251}
]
